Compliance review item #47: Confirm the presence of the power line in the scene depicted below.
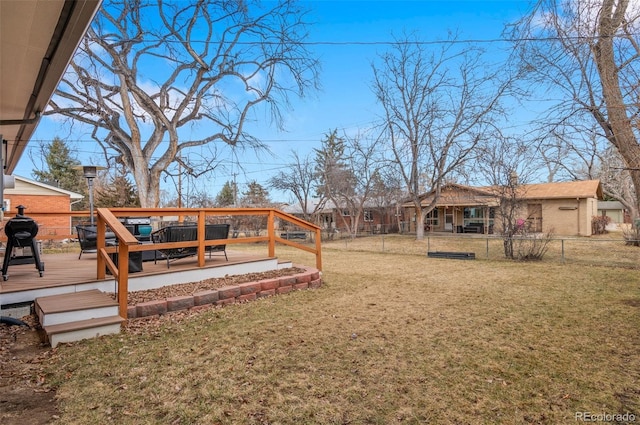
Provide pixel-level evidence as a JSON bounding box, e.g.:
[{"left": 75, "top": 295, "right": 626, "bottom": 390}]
[{"left": 99, "top": 33, "right": 640, "bottom": 47}]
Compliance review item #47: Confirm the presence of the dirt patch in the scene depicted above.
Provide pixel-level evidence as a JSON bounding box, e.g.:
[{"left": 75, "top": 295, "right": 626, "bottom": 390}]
[{"left": 0, "top": 316, "right": 58, "bottom": 425}]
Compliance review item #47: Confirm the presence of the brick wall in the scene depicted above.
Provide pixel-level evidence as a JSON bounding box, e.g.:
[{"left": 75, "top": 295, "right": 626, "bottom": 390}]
[
  {"left": 3, "top": 194, "right": 74, "bottom": 240},
  {"left": 129, "top": 266, "right": 322, "bottom": 319}
]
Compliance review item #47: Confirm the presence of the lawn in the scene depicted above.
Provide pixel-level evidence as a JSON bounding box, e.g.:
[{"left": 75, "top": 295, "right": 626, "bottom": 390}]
[{"left": 44, "top": 236, "right": 639, "bottom": 424}]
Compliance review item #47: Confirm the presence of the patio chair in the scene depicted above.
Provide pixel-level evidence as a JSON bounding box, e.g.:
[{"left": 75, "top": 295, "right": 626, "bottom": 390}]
[
  {"left": 205, "top": 223, "right": 230, "bottom": 261},
  {"left": 76, "top": 225, "right": 117, "bottom": 259}
]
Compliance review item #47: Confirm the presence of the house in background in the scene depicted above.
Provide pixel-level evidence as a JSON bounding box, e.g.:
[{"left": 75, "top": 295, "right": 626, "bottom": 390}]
[
  {"left": 402, "top": 180, "right": 603, "bottom": 237},
  {"left": 282, "top": 199, "right": 399, "bottom": 235},
  {"left": 402, "top": 184, "right": 500, "bottom": 234},
  {"left": 2, "top": 176, "right": 83, "bottom": 240},
  {"left": 597, "top": 201, "right": 630, "bottom": 229}
]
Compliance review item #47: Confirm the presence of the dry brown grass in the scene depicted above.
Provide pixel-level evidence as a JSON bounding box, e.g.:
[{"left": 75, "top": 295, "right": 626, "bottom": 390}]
[
  {"left": 44, "top": 237, "right": 639, "bottom": 424},
  {"left": 321, "top": 232, "right": 640, "bottom": 269}
]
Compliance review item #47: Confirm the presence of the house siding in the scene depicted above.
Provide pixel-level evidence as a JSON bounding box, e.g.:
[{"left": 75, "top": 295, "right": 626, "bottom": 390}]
[
  {"left": 522, "top": 198, "right": 592, "bottom": 236},
  {"left": 3, "top": 194, "right": 74, "bottom": 239},
  {"left": 2, "top": 177, "right": 82, "bottom": 241},
  {"left": 403, "top": 181, "right": 602, "bottom": 237}
]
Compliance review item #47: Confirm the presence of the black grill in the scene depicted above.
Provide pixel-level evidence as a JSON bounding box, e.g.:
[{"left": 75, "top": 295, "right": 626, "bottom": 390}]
[
  {"left": 119, "top": 217, "right": 151, "bottom": 236},
  {"left": 2, "top": 205, "right": 45, "bottom": 280}
]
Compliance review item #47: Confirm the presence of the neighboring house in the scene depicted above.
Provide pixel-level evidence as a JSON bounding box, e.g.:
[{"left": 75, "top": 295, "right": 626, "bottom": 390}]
[
  {"left": 597, "top": 201, "right": 630, "bottom": 229},
  {"left": 402, "top": 180, "right": 603, "bottom": 237},
  {"left": 283, "top": 199, "right": 399, "bottom": 234},
  {"left": 2, "top": 176, "right": 83, "bottom": 240}
]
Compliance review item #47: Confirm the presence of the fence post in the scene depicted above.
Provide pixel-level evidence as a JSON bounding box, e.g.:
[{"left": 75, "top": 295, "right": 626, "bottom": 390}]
[
  {"left": 315, "top": 228, "right": 322, "bottom": 271},
  {"left": 486, "top": 238, "right": 489, "bottom": 259},
  {"left": 561, "top": 238, "right": 565, "bottom": 264},
  {"left": 267, "top": 210, "right": 275, "bottom": 258}
]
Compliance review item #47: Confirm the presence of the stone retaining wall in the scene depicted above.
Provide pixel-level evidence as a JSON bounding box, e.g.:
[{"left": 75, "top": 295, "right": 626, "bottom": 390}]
[{"left": 128, "top": 266, "right": 322, "bottom": 319}]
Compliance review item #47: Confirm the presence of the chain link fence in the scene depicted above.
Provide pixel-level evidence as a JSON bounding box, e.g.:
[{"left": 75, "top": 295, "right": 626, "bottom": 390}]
[{"left": 321, "top": 233, "right": 640, "bottom": 269}]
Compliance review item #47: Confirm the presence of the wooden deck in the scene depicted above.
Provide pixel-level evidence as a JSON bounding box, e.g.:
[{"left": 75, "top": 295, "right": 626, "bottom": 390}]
[{"left": 0, "top": 250, "right": 289, "bottom": 307}]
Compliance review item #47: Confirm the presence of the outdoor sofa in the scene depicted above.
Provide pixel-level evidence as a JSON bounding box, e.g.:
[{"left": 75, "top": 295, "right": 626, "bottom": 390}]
[{"left": 151, "top": 223, "right": 230, "bottom": 268}]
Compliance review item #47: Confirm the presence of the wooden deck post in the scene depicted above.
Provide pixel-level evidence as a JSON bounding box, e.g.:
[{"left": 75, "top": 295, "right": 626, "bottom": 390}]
[
  {"left": 197, "top": 210, "right": 206, "bottom": 267},
  {"left": 117, "top": 243, "right": 129, "bottom": 318},
  {"left": 315, "top": 228, "right": 322, "bottom": 271},
  {"left": 268, "top": 210, "right": 275, "bottom": 258},
  {"left": 96, "top": 217, "right": 107, "bottom": 280}
]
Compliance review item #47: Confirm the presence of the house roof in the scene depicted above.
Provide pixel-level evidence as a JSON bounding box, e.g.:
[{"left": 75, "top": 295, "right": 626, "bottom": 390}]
[
  {"left": 402, "top": 183, "right": 499, "bottom": 208},
  {"left": 404, "top": 180, "right": 603, "bottom": 208},
  {"left": 598, "top": 200, "right": 625, "bottom": 210},
  {"left": 0, "top": 0, "right": 102, "bottom": 173},
  {"left": 517, "top": 180, "right": 603, "bottom": 200},
  {"left": 5, "top": 175, "right": 83, "bottom": 200}
]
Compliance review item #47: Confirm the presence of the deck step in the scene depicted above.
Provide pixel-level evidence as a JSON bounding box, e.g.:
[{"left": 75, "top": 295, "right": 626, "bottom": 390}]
[
  {"left": 44, "top": 315, "right": 124, "bottom": 348},
  {"left": 36, "top": 289, "right": 119, "bottom": 326},
  {"left": 36, "top": 289, "right": 117, "bottom": 314},
  {"left": 35, "top": 289, "right": 123, "bottom": 347}
]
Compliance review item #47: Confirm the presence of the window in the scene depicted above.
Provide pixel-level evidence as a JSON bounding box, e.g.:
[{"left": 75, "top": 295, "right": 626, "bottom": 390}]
[
  {"left": 425, "top": 208, "right": 439, "bottom": 226},
  {"left": 364, "top": 210, "right": 373, "bottom": 222},
  {"left": 464, "top": 207, "right": 483, "bottom": 219},
  {"left": 342, "top": 210, "right": 350, "bottom": 216},
  {"left": 463, "top": 206, "right": 495, "bottom": 228}
]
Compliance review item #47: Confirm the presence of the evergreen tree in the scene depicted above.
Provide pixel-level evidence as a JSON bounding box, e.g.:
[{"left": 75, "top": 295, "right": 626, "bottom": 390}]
[
  {"left": 215, "top": 181, "right": 237, "bottom": 207},
  {"left": 240, "top": 181, "right": 270, "bottom": 206},
  {"left": 31, "top": 138, "right": 88, "bottom": 209},
  {"left": 94, "top": 165, "right": 140, "bottom": 208}
]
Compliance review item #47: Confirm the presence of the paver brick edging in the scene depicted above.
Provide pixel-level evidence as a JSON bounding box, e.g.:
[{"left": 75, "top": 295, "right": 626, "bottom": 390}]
[{"left": 127, "top": 265, "right": 322, "bottom": 319}]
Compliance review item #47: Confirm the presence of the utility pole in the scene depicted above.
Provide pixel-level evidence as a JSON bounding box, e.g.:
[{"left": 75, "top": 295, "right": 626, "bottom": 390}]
[
  {"left": 177, "top": 160, "right": 182, "bottom": 208},
  {"left": 232, "top": 172, "right": 238, "bottom": 207}
]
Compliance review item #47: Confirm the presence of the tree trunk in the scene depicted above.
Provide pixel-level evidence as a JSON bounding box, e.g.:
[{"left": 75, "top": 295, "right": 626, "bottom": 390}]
[
  {"left": 594, "top": 0, "right": 640, "bottom": 218},
  {"left": 131, "top": 162, "right": 160, "bottom": 208},
  {"left": 415, "top": 201, "right": 426, "bottom": 240}
]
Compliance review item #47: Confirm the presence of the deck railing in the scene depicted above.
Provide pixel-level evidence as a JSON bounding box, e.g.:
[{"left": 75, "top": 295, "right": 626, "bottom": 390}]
[{"left": 4, "top": 207, "right": 322, "bottom": 318}]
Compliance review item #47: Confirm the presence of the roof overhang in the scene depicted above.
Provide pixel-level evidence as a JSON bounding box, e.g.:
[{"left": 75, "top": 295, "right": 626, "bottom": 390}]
[{"left": 0, "top": 0, "right": 101, "bottom": 174}]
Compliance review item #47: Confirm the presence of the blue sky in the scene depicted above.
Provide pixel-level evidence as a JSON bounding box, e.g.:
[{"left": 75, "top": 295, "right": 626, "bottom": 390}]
[{"left": 19, "top": 0, "right": 533, "bottom": 202}]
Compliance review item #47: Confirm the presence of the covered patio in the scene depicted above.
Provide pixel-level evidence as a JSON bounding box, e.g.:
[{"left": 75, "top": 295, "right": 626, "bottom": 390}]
[{"left": 403, "top": 184, "right": 498, "bottom": 234}]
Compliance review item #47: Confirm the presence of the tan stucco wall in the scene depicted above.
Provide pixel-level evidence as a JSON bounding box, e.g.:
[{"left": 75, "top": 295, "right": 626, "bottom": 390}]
[{"left": 519, "top": 198, "right": 595, "bottom": 236}]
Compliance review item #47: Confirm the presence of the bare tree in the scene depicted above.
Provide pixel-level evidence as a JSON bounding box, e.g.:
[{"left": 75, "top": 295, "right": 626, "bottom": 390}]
[
  {"left": 510, "top": 0, "right": 640, "bottom": 221},
  {"left": 574, "top": 144, "right": 638, "bottom": 217},
  {"left": 314, "top": 130, "right": 382, "bottom": 237},
  {"left": 536, "top": 130, "right": 580, "bottom": 183},
  {"left": 368, "top": 165, "right": 405, "bottom": 233},
  {"left": 474, "top": 135, "right": 553, "bottom": 259},
  {"left": 45, "top": 0, "right": 319, "bottom": 207},
  {"left": 371, "top": 33, "right": 512, "bottom": 239},
  {"left": 268, "top": 151, "right": 324, "bottom": 222}
]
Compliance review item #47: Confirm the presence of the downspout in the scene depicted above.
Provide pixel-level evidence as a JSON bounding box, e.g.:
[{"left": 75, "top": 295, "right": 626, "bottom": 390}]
[
  {"left": 577, "top": 198, "right": 581, "bottom": 236},
  {"left": 70, "top": 198, "right": 84, "bottom": 234}
]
